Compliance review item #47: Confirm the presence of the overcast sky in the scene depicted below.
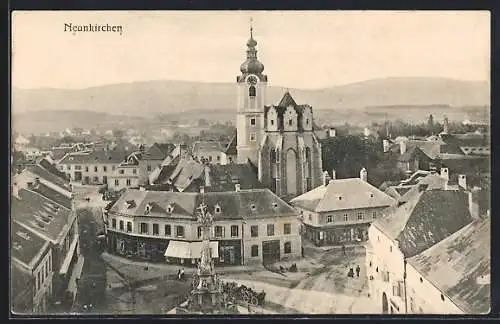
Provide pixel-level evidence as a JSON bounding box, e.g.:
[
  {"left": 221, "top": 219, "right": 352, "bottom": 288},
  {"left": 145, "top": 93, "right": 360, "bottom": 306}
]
[{"left": 12, "top": 11, "right": 490, "bottom": 90}]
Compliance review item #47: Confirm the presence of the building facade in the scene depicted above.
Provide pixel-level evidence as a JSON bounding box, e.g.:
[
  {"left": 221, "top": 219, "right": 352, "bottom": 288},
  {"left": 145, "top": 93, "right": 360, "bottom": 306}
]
[
  {"left": 104, "top": 188, "right": 301, "bottom": 266},
  {"left": 291, "top": 169, "right": 396, "bottom": 246},
  {"left": 366, "top": 186, "right": 486, "bottom": 314}
]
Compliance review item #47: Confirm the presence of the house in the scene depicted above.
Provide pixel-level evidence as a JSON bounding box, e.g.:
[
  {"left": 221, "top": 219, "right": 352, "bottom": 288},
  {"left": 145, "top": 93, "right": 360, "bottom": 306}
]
[
  {"left": 366, "top": 184, "right": 485, "bottom": 314},
  {"left": 192, "top": 141, "right": 228, "bottom": 165},
  {"left": 290, "top": 168, "right": 396, "bottom": 246},
  {"left": 104, "top": 188, "right": 301, "bottom": 266},
  {"left": 11, "top": 221, "right": 53, "bottom": 314},
  {"left": 147, "top": 157, "right": 263, "bottom": 193},
  {"left": 11, "top": 160, "right": 83, "bottom": 311},
  {"left": 440, "top": 133, "right": 490, "bottom": 156},
  {"left": 57, "top": 149, "right": 129, "bottom": 185}
]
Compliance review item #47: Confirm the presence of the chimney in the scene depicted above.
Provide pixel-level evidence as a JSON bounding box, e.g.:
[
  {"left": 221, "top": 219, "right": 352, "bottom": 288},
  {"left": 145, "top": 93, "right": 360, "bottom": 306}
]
[
  {"left": 322, "top": 171, "right": 331, "bottom": 186},
  {"left": 399, "top": 140, "right": 407, "bottom": 155},
  {"left": 235, "top": 183, "right": 241, "bottom": 192},
  {"left": 458, "top": 174, "right": 467, "bottom": 190},
  {"left": 360, "top": 168, "right": 368, "bottom": 182},
  {"left": 328, "top": 128, "right": 336, "bottom": 137},
  {"left": 204, "top": 165, "right": 211, "bottom": 187},
  {"left": 383, "top": 139, "right": 390, "bottom": 153},
  {"left": 200, "top": 186, "right": 205, "bottom": 194},
  {"left": 331, "top": 169, "right": 336, "bottom": 180},
  {"left": 468, "top": 188, "right": 480, "bottom": 219}
]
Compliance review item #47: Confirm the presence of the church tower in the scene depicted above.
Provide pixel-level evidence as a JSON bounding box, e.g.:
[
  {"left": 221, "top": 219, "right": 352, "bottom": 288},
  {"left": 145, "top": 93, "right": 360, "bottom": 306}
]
[{"left": 236, "top": 22, "right": 267, "bottom": 165}]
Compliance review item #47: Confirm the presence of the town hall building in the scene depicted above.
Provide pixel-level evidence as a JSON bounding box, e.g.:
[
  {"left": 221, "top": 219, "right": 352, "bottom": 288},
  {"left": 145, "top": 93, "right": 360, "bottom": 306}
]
[{"left": 233, "top": 25, "right": 323, "bottom": 198}]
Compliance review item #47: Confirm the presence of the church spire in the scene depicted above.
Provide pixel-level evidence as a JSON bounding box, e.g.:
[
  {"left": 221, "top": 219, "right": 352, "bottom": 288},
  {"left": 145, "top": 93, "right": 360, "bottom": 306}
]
[{"left": 240, "top": 17, "right": 264, "bottom": 75}]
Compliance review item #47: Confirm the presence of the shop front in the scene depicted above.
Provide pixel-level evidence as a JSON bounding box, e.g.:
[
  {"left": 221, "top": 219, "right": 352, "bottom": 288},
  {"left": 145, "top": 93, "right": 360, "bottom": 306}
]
[
  {"left": 107, "top": 231, "right": 168, "bottom": 262},
  {"left": 164, "top": 240, "right": 219, "bottom": 266},
  {"left": 216, "top": 240, "right": 242, "bottom": 266},
  {"left": 302, "top": 223, "right": 370, "bottom": 246}
]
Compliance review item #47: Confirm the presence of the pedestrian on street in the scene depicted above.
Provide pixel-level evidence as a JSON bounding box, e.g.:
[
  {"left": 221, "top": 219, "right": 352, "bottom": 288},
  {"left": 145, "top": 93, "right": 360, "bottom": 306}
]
[
  {"left": 177, "top": 268, "right": 181, "bottom": 280},
  {"left": 356, "top": 265, "right": 361, "bottom": 278},
  {"left": 342, "top": 244, "right": 346, "bottom": 256}
]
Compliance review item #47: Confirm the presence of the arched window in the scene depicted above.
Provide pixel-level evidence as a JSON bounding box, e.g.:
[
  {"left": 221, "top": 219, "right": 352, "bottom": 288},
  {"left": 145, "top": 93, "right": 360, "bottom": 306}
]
[{"left": 249, "top": 85, "right": 256, "bottom": 97}]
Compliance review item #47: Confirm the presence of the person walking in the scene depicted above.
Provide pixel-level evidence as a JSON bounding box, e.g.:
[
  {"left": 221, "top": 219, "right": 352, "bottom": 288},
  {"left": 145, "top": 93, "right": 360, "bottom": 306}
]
[{"left": 356, "top": 265, "right": 361, "bottom": 278}]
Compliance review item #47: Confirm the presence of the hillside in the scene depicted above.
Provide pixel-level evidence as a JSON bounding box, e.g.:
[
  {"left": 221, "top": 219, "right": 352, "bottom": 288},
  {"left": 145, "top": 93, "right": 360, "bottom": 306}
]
[
  {"left": 12, "top": 77, "right": 490, "bottom": 117},
  {"left": 12, "top": 110, "right": 146, "bottom": 134}
]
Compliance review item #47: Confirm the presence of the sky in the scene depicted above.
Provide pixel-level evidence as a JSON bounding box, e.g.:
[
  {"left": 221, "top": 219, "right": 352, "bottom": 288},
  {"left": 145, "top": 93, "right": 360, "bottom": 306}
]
[{"left": 11, "top": 11, "right": 490, "bottom": 90}]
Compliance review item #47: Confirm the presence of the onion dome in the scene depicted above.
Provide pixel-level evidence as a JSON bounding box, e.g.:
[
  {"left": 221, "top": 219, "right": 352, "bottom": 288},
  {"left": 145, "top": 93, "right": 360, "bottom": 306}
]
[{"left": 239, "top": 26, "right": 265, "bottom": 74}]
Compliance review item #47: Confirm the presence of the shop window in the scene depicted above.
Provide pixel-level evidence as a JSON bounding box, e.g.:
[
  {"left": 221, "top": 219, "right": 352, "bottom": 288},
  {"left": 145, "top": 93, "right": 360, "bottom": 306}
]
[
  {"left": 165, "top": 225, "right": 171, "bottom": 236},
  {"left": 251, "top": 245, "right": 259, "bottom": 257},
  {"left": 250, "top": 225, "right": 259, "bottom": 237},
  {"left": 284, "top": 242, "right": 292, "bottom": 254},
  {"left": 284, "top": 223, "right": 291, "bottom": 235}
]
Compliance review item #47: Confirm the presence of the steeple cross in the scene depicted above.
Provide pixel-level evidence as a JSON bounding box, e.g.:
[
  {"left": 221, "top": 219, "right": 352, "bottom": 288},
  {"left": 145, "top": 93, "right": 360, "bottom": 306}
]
[{"left": 250, "top": 17, "right": 253, "bottom": 37}]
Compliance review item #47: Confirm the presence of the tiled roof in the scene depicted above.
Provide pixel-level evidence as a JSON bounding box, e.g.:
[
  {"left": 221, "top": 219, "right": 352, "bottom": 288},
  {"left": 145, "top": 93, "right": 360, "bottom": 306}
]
[
  {"left": 206, "top": 163, "right": 262, "bottom": 192},
  {"left": 290, "top": 178, "right": 396, "bottom": 212},
  {"left": 277, "top": 91, "right": 298, "bottom": 107},
  {"left": 225, "top": 133, "right": 238, "bottom": 155},
  {"left": 25, "top": 164, "right": 71, "bottom": 192},
  {"left": 397, "top": 146, "right": 422, "bottom": 162},
  {"left": 408, "top": 217, "right": 490, "bottom": 314},
  {"left": 58, "top": 150, "right": 128, "bottom": 165},
  {"left": 30, "top": 182, "right": 72, "bottom": 210},
  {"left": 12, "top": 189, "right": 72, "bottom": 243},
  {"left": 373, "top": 189, "right": 473, "bottom": 258},
  {"left": 192, "top": 141, "right": 225, "bottom": 154},
  {"left": 11, "top": 220, "right": 49, "bottom": 266},
  {"left": 109, "top": 188, "right": 296, "bottom": 220},
  {"left": 144, "top": 143, "right": 176, "bottom": 160}
]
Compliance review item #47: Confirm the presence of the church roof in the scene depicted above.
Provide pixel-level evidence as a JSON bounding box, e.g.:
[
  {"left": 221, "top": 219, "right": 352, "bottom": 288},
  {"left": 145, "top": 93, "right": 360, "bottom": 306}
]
[
  {"left": 277, "top": 91, "right": 298, "bottom": 108},
  {"left": 225, "top": 133, "right": 238, "bottom": 155}
]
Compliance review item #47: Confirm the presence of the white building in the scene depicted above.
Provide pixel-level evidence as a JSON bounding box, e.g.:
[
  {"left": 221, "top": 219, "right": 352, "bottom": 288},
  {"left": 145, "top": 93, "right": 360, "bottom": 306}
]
[{"left": 366, "top": 183, "right": 488, "bottom": 314}]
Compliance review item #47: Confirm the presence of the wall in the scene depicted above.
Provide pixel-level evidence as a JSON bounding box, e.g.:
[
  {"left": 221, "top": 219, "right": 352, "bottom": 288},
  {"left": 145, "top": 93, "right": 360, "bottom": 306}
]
[
  {"left": 405, "top": 262, "right": 463, "bottom": 314},
  {"left": 32, "top": 248, "right": 53, "bottom": 313},
  {"left": 295, "top": 206, "right": 387, "bottom": 227},
  {"left": 59, "top": 162, "right": 120, "bottom": 185},
  {"left": 367, "top": 225, "right": 406, "bottom": 314},
  {"left": 242, "top": 215, "right": 301, "bottom": 265},
  {"left": 108, "top": 166, "right": 140, "bottom": 190}
]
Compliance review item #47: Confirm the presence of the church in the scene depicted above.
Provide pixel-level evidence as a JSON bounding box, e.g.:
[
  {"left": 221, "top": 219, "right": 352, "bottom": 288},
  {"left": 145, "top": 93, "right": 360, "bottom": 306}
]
[{"left": 231, "top": 25, "right": 323, "bottom": 198}]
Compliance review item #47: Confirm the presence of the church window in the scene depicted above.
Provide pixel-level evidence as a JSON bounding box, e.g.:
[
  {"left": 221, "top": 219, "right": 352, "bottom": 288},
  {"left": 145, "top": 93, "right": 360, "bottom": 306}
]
[
  {"left": 249, "top": 85, "right": 256, "bottom": 97},
  {"left": 288, "top": 119, "right": 293, "bottom": 126},
  {"left": 306, "top": 118, "right": 309, "bottom": 125},
  {"left": 270, "top": 119, "right": 274, "bottom": 126},
  {"left": 250, "top": 118, "right": 256, "bottom": 126}
]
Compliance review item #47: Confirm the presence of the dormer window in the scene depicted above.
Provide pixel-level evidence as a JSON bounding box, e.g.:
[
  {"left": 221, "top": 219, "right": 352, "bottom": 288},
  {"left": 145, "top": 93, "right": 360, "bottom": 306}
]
[
  {"left": 272, "top": 202, "right": 278, "bottom": 209},
  {"left": 214, "top": 203, "right": 222, "bottom": 214},
  {"left": 145, "top": 204, "right": 152, "bottom": 214},
  {"left": 166, "top": 204, "right": 174, "bottom": 214}
]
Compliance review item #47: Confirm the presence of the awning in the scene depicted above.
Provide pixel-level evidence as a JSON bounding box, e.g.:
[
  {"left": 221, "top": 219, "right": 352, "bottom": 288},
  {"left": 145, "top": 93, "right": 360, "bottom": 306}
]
[
  {"left": 59, "top": 235, "right": 79, "bottom": 275},
  {"left": 164, "top": 240, "right": 191, "bottom": 259},
  {"left": 164, "top": 241, "right": 219, "bottom": 259},
  {"left": 190, "top": 241, "right": 219, "bottom": 259}
]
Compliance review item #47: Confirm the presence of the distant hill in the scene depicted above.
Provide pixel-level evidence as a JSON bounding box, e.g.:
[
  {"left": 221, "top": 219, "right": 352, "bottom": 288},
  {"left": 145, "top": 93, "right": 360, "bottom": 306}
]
[
  {"left": 13, "top": 77, "right": 490, "bottom": 117},
  {"left": 12, "top": 110, "right": 146, "bottom": 134}
]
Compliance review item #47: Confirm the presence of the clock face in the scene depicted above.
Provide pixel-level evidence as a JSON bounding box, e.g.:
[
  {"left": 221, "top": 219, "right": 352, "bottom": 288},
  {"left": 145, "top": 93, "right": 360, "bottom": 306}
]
[{"left": 247, "top": 75, "right": 258, "bottom": 85}]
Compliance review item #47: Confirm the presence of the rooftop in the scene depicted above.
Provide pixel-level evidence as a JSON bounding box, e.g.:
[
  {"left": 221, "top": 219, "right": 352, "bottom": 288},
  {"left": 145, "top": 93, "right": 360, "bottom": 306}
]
[
  {"left": 30, "top": 181, "right": 72, "bottom": 210},
  {"left": 12, "top": 189, "right": 72, "bottom": 243},
  {"left": 58, "top": 149, "right": 128, "bottom": 165},
  {"left": 290, "top": 178, "right": 396, "bottom": 212},
  {"left": 25, "top": 163, "right": 71, "bottom": 192},
  {"left": 144, "top": 142, "right": 176, "bottom": 160},
  {"left": 192, "top": 141, "right": 225, "bottom": 154},
  {"left": 11, "top": 220, "right": 49, "bottom": 267},
  {"left": 373, "top": 189, "right": 473, "bottom": 258},
  {"left": 109, "top": 188, "right": 296, "bottom": 220},
  {"left": 408, "top": 217, "right": 490, "bottom": 314}
]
